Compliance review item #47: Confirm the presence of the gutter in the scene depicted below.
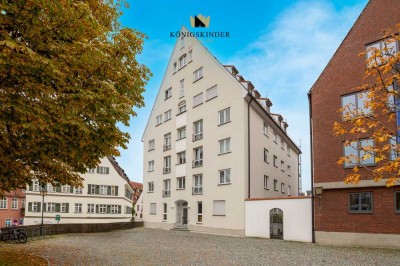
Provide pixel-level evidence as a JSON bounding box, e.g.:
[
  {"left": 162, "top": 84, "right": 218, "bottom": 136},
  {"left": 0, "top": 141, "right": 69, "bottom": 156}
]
[
  {"left": 308, "top": 91, "right": 315, "bottom": 244},
  {"left": 247, "top": 95, "right": 254, "bottom": 199}
]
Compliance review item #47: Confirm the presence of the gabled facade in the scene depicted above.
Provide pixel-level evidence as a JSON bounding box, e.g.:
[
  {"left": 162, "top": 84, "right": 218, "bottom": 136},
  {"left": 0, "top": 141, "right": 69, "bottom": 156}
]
[
  {"left": 309, "top": 0, "right": 400, "bottom": 247},
  {"left": 142, "top": 27, "right": 301, "bottom": 235},
  {"left": 0, "top": 189, "right": 25, "bottom": 227},
  {"left": 24, "top": 157, "right": 134, "bottom": 225}
]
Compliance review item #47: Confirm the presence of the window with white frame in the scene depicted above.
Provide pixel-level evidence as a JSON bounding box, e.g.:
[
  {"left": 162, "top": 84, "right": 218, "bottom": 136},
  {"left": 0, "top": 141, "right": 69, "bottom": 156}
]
[
  {"left": 99, "top": 185, "right": 107, "bottom": 195},
  {"left": 197, "top": 201, "right": 203, "bottom": 223},
  {"left": 163, "top": 203, "right": 167, "bottom": 221},
  {"left": 281, "top": 161, "right": 285, "bottom": 171},
  {"left": 264, "top": 175, "right": 269, "bottom": 190},
  {"left": 33, "top": 181, "right": 39, "bottom": 191},
  {"left": 287, "top": 165, "right": 291, "bottom": 176},
  {"left": 273, "top": 131, "right": 278, "bottom": 143},
  {"left": 163, "top": 156, "right": 171, "bottom": 174},
  {"left": 219, "top": 169, "right": 231, "bottom": 184},
  {"left": 47, "top": 183, "right": 56, "bottom": 192},
  {"left": 177, "top": 177, "right": 186, "bottom": 189},
  {"left": 164, "top": 133, "right": 171, "bottom": 151},
  {"left": 273, "top": 155, "right": 278, "bottom": 167},
  {"left": 193, "top": 67, "right": 203, "bottom": 82},
  {"left": 178, "top": 101, "right": 186, "bottom": 114},
  {"left": 87, "top": 168, "right": 96, "bottom": 173},
  {"left": 110, "top": 186, "right": 116, "bottom": 195},
  {"left": 164, "top": 110, "right": 172, "bottom": 122},
  {"left": 188, "top": 50, "right": 193, "bottom": 61},
  {"left": 74, "top": 203, "right": 82, "bottom": 213},
  {"left": 110, "top": 205, "right": 119, "bottom": 214},
  {"left": 213, "top": 200, "right": 225, "bottom": 216},
  {"left": 273, "top": 179, "right": 278, "bottom": 191},
  {"left": 180, "top": 79, "right": 185, "bottom": 98},
  {"left": 148, "top": 160, "right": 154, "bottom": 172},
  {"left": 148, "top": 139, "right": 155, "bottom": 151},
  {"left": 218, "top": 107, "right": 230, "bottom": 125},
  {"left": 179, "top": 54, "right": 187, "bottom": 69},
  {"left": 165, "top": 87, "right": 172, "bottom": 100},
  {"left": 206, "top": 85, "right": 218, "bottom": 101},
  {"left": 61, "top": 203, "right": 68, "bottom": 213},
  {"left": 389, "top": 137, "right": 398, "bottom": 161},
  {"left": 90, "top": 185, "right": 96, "bottom": 194},
  {"left": 219, "top": 138, "right": 231, "bottom": 154},
  {"left": 193, "top": 93, "right": 203, "bottom": 107},
  {"left": 288, "top": 185, "right": 291, "bottom": 196},
  {"left": 177, "top": 151, "right": 186, "bottom": 164},
  {"left": 47, "top": 202, "right": 55, "bottom": 212},
  {"left": 32, "top": 202, "right": 39, "bottom": 212},
  {"left": 150, "top": 203, "right": 157, "bottom": 215},
  {"left": 99, "top": 204, "right": 107, "bottom": 214},
  {"left": 263, "top": 123, "right": 269, "bottom": 136},
  {"left": 344, "top": 139, "right": 375, "bottom": 167},
  {"left": 97, "top": 166, "right": 109, "bottom": 174},
  {"left": 156, "top": 114, "right": 163, "bottom": 126},
  {"left": 148, "top": 182, "right": 154, "bottom": 192},
  {"left": 341, "top": 91, "right": 372, "bottom": 119},
  {"left": 177, "top": 127, "right": 186, "bottom": 140},
  {"left": 264, "top": 149, "right": 269, "bottom": 163},
  {"left": 193, "top": 174, "right": 203, "bottom": 194},
  {"left": 75, "top": 187, "right": 83, "bottom": 194},
  {"left": 281, "top": 183, "right": 285, "bottom": 194},
  {"left": 88, "top": 204, "right": 95, "bottom": 214},
  {"left": 193, "top": 120, "right": 203, "bottom": 141},
  {"left": 11, "top": 198, "right": 18, "bottom": 209},
  {"left": 61, "top": 185, "right": 71, "bottom": 193},
  {"left": 193, "top": 147, "right": 203, "bottom": 167}
]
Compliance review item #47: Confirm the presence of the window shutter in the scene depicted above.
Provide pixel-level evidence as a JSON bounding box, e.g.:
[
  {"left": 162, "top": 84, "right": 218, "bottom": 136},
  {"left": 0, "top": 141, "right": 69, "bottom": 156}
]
[
  {"left": 206, "top": 85, "right": 218, "bottom": 101},
  {"left": 95, "top": 185, "right": 100, "bottom": 194},
  {"left": 193, "top": 93, "right": 203, "bottom": 107},
  {"left": 213, "top": 200, "right": 225, "bottom": 216},
  {"left": 28, "top": 202, "right": 32, "bottom": 212},
  {"left": 96, "top": 205, "right": 99, "bottom": 214},
  {"left": 55, "top": 203, "right": 61, "bottom": 212},
  {"left": 115, "top": 186, "right": 119, "bottom": 196},
  {"left": 37, "top": 202, "right": 41, "bottom": 213},
  {"left": 66, "top": 203, "right": 69, "bottom": 213},
  {"left": 56, "top": 184, "right": 61, "bottom": 192},
  {"left": 107, "top": 205, "right": 111, "bottom": 214},
  {"left": 88, "top": 185, "right": 91, "bottom": 194},
  {"left": 106, "top": 167, "right": 109, "bottom": 174},
  {"left": 28, "top": 185, "right": 33, "bottom": 191},
  {"left": 70, "top": 186, "right": 74, "bottom": 193},
  {"left": 107, "top": 186, "right": 111, "bottom": 195},
  {"left": 96, "top": 167, "right": 100, "bottom": 174},
  {"left": 118, "top": 205, "right": 121, "bottom": 214},
  {"left": 43, "top": 203, "right": 46, "bottom": 212}
]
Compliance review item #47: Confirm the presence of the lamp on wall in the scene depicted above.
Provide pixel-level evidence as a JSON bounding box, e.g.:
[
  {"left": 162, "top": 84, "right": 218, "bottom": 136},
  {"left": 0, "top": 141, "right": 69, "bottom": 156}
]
[{"left": 314, "top": 186, "right": 323, "bottom": 208}]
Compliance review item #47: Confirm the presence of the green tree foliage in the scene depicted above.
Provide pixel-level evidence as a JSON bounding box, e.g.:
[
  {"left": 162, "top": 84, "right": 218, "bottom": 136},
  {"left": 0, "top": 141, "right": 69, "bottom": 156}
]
[{"left": 0, "top": 0, "right": 151, "bottom": 192}]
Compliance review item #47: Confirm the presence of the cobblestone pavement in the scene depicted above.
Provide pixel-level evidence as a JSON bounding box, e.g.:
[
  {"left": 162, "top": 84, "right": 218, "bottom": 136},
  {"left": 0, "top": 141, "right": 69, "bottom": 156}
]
[{"left": 1, "top": 227, "right": 400, "bottom": 265}]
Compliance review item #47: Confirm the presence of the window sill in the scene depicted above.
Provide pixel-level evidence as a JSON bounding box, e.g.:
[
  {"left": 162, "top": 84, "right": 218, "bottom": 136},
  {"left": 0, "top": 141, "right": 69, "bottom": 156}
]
[
  {"left": 218, "top": 121, "right": 231, "bottom": 127},
  {"left": 218, "top": 151, "right": 232, "bottom": 156},
  {"left": 264, "top": 188, "right": 269, "bottom": 190},
  {"left": 176, "top": 188, "right": 185, "bottom": 190},
  {"left": 148, "top": 170, "right": 155, "bottom": 172},
  {"left": 176, "top": 162, "right": 186, "bottom": 166},
  {"left": 155, "top": 123, "right": 162, "bottom": 127},
  {"left": 178, "top": 64, "right": 187, "bottom": 71},
  {"left": 147, "top": 191, "right": 154, "bottom": 193},
  {"left": 193, "top": 76, "right": 203, "bottom": 84},
  {"left": 193, "top": 102, "right": 203, "bottom": 109},
  {"left": 218, "top": 183, "right": 231, "bottom": 186},
  {"left": 273, "top": 141, "right": 277, "bottom": 144},
  {"left": 148, "top": 149, "right": 154, "bottom": 152},
  {"left": 196, "top": 222, "right": 203, "bottom": 225},
  {"left": 348, "top": 211, "right": 373, "bottom": 214},
  {"left": 164, "top": 118, "right": 172, "bottom": 122},
  {"left": 164, "top": 96, "right": 172, "bottom": 101},
  {"left": 176, "top": 111, "right": 186, "bottom": 116},
  {"left": 264, "top": 161, "right": 269, "bottom": 164},
  {"left": 213, "top": 214, "right": 226, "bottom": 217},
  {"left": 176, "top": 137, "right": 186, "bottom": 141},
  {"left": 205, "top": 95, "right": 217, "bottom": 102},
  {"left": 264, "top": 133, "right": 269, "bottom": 138}
]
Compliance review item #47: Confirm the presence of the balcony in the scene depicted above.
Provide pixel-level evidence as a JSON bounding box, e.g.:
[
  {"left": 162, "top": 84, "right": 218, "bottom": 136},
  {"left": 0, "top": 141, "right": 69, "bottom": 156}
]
[
  {"left": 163, "top": 190, "right": 171, "bottom": 197},
  {"left": 193, "top": 132, "right": 203, "bottom": 142},
  {"left": 192, "top": 159, "right": 203, "bottom": 168},
  {"left": 192, "top": 187, "right": 203, "bottom": 195},
  {"left": 163, "top": 167, "right": 171, "bottom": 174},
  {"left": 163, "top": 144, "right": 171, "bottom": 151}
]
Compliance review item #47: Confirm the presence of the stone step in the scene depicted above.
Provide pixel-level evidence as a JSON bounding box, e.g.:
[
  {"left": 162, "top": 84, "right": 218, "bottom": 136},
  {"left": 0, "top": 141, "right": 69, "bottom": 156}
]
[{"left": 171, "top": 226, "right": 190, "bottom": 232}]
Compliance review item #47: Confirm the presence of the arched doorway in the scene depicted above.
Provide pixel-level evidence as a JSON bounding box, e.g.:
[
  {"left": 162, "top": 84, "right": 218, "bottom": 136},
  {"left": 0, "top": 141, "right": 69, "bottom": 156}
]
[
  {"left": 175, "top": 200, "right": 188, "bottom": 227},
  {"left": 270, "top": 208, "right": 283, "bottom": 239}
]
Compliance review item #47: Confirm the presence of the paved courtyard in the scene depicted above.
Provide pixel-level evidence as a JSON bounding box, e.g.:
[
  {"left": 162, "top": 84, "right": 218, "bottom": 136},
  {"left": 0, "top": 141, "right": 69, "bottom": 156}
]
[{"left": 1, "top": 227, "right": 400, "bottom": 265}]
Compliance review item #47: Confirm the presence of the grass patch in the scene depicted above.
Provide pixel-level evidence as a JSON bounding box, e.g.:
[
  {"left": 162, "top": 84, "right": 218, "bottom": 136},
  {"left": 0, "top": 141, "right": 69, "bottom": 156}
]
[{"left": 0, "top": 252, "right": 47, "bottom": 266}]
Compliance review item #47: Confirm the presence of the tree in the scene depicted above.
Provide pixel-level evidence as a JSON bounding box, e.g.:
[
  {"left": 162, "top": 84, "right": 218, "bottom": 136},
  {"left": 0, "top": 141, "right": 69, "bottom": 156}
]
[
  {"left": 0, "top": 0, "right": 151, "bottom": 192},
  {"left": 333, "top": 24, "right": 400, "bottom": 187}
]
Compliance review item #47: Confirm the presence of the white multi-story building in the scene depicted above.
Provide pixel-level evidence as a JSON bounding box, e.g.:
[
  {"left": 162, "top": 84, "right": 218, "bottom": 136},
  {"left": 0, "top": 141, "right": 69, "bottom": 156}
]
[
  {"left": 142, "top": 27, "right": 301, "bottom": 236},
  {"left": 24, "top": 157, "right": 134, "bottom": 225}
]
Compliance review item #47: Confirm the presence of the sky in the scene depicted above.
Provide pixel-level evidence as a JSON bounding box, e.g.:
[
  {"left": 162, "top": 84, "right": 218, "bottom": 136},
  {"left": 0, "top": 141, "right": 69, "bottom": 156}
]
[{"left": 116, "top": 0, "right": 368, "bottom": 192}]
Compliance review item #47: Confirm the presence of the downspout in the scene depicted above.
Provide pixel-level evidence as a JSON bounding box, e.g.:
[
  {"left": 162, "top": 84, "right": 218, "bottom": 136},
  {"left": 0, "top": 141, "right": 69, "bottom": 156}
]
[
  {"left": 247, "top": 94, "right": 254, "bottom": 199},
  {"left": 308, "top": 91, "right": 315, "bottom": 244}
]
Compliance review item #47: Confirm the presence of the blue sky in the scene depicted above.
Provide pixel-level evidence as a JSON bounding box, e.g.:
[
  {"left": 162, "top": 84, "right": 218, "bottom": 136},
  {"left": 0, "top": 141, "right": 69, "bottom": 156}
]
[{"left": 116, "top": 0, "right": 368, "bottom": 192}]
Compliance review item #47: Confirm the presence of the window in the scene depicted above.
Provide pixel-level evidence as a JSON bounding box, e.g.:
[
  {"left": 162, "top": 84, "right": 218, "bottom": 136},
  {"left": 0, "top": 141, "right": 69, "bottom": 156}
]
[
  {"left": 61, "top": 203, "right": 68, "bottom": 213},
  {"left": 47, "top": 183, "right": 56, "bottom": 192},
  {"left": 193, "top": 67, "right": 203, "bottom": 82},
  {"left": 88, "top": 204, "right": 95, "bottom": 214},
  {"left": 218, "top": 107, "right": 230, "bottom": 125},
  {"left": 263, "top": 123, "right": 269, "bottom": 136},
  {"left": 163, "top": 179, "right": 171, "bottom": 197},
  {"left": 163, "top": 203, "right": 167, "bottom": 221},
  {"left": 193, "top": 93, "right": 203, "bottom": 107},
  {"left": 61, "top": 185, "right": 71, "bottom": 193},
  {"left": 281, "top": 139, "right": 285, "bottom": 150},
  {"left": 349, "top": 192, "right": 373, "bottom": 212},
  {"left": 148, "top": 139, "right": 155, "bottom": 151},
  {"left": 287, "top": 145, "right": 291, "bottom": 156},
  {"left": 219, "top": 169, "right": 231, "bottom": 184},
  {"left": 110, "top": 186, "right": 116, "bottom": 196},
  {"left": 344, "top": 139, "right": 375, "bottom": 167},
  {"left": 193, "top": 147, "right": 203, "bottom": 167},
  {"left": 110, "top": 205, "right": 119, "bottom": 214},
  {"left": 177, "top": 151, "right": 186, "bottom": 164},
  {"left": 11, "top": 198, "right": 18, "bottom": 209},
  {"left": 179, "top": 54, "right": 187, "bottom": 69},
  {"left": 177, "top": 127, "right": 186, "bottom": 140},
  {"left": 206, "top": 85, "right": 218, "bottom": 101},
  {"left": 264, "top": 176, "right": 269, "bottom": 190},
  {"left": 46, "top": 202, "right": 55, "bottom": 212},
  {"left": 156, "top": 114, "right": 163, "bottom": 126},
  {"left": 213, "top": 200, "right": 225, "bottom": 216},
  {"left": 264, "top": 149, "right": 269, "bottom": 163},
  {"left": 148, "top": 160, "right": 154, "bottom": 172},
  {"left": 273, "top": 179, "right": 278, "bottom": 191},
  {"left": 281, "top": 161, "right": 285, "bottom": 171},
  {"left": 281, "top": 183, "right": 285, "bottom": 194},
  {"left": 22, "top": 199, "right": 25, "bottom": 208},
  {"left": 288, "top": 185, "right": 291, "bottom": 196},
  {"left": 180, "top": 79, "right": 185, "bottom": 98},
  {"left": 341, "top": 91, "right": 372, "bottom": 119},
  {"left": 389, "top": 137, "right": 398, "bottom": 161},
  {"left": 163, "top": 156, "right": 171, "bottom": 174},
  {"left": 99, "top": 204, "right": 107, "bottom": 214},
  {"left": 193, "top": 120, "right": 203, "bottom": 141},
  {"left": 188, "top": 50, "right": 192, "bottom": 61},
  {"left": 165, "top": 87, "right": 172, "bottom": 100},
  {"left": 273, "top": 131, "right": 278, "bottom": 143},
  {"left": 32, "top": 202, "right": 39, "bottom": 212},
  {"left": 75, "top": 203, "right": 82, "bottom": 213},
  {"left": 273, "top": 155, "right": 278, "bottom": 167},
  {"left": 33, "top": 181, "right": 40, "bottom": 191},
  {"left": 177, "top": 177, "right": 186, "bottom": 189},
  {"left": 164, "top": 110, "right": 172, "bottom": 122},
  {"left": 197, "top": 202, "right": 203, "bottom": 223},
  {"left": 287, "top": 165, "right": 291, "bottom": 176},
  {"left": 87, "top": 168, "right": 96, "bottom": 173},
  {"left": 150, "top": 203, "right": 157, "bottom": 215},
  {"left": 178, "top": 101, "right": 186, "bottom": 114},
  {"left": 366, "top": 38, "right": 397, "bottom": 66},
  {"left": 395, "top": 192, "right": 400, "bottom": 213},
  {"left": 193, "top": 174, "right": 203, "bottom": 195},
  {"left": 148, "top": 182, "right": 154, "bottom": 192},
  {"left": 75, "top": 187, "right": 83, "bottom": 194},
  {"left": 219, "top": 138, "right": 231, "bottom": 154},
  {"left": 98, "top": 185, "right": 107, "bottom": 195},
  {"left": 163, "top": 133, "right": 171, "bottom": 151},
  {"left": 97, "top": 166, "right": 109, "bottom": 174}
]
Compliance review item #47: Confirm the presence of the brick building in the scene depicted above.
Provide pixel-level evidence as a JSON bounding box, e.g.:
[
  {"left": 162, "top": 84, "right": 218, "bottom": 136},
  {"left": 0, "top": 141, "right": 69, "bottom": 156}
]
[
  {"left": 309, "top": 0, "right": 400, "bottom": 248},
  {"left": 0, "top": 189, "right": 25, "bottom": 227}
]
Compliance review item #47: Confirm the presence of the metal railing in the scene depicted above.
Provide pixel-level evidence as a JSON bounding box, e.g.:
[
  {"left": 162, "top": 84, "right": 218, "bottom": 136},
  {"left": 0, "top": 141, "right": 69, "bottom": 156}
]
[
  {"left": 162, "top": 190, "right": 171, "bottom": 197},
  {"left": 192, "top": 159, "right": 203, "bottom": 168},
  {"left": 193, "top": 133, "right": 203, "bottom": 141},
  {"left": 192, "top": 187, "right": 203, "bottom": 195},
  {"left": 163, "top": 167, "right": 171, "bottom": 174},
  {"left": 163, "top": 144, "right": 171, "bottom": 151}
]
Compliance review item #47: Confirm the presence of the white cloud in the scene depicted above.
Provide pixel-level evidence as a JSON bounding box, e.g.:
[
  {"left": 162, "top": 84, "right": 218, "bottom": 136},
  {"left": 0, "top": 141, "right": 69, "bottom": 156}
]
[{"left": 229, "top": 1, "right": 366, "bottom": 191}]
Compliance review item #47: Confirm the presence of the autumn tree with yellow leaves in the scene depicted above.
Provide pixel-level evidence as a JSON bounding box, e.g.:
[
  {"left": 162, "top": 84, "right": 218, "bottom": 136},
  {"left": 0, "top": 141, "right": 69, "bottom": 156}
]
[
  {"left": 334, "top": 24, "right": 400, "bottom": 187},
  {"left": 0, "top": 1, "right": 151, "bottom": 192}
]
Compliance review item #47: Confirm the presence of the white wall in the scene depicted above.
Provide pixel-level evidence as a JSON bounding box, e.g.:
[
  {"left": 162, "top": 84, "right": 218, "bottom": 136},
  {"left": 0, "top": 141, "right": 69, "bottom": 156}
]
[{"left": 245, "top": 197, "right": 312, "bottom": 242}]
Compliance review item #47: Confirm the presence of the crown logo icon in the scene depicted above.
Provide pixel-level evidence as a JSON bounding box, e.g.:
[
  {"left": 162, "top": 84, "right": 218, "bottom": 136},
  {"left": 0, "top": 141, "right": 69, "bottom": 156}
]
[{"left": 190, "top": 14, "right": 210, "bottom": 28}]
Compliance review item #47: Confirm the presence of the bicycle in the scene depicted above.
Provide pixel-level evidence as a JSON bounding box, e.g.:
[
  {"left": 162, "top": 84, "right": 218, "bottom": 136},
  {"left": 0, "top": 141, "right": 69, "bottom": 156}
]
[{"left": 1, "top": 227, "right": 27, "bottom": 243}]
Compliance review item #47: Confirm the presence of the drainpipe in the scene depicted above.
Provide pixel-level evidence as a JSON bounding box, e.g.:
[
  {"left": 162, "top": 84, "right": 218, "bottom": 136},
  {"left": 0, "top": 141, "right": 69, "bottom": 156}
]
[
  {"left": 247, "top": 94, "right": 254, "bottom": 199},
  {"left": 308, "top": 91, "right": 315, "bottom": 244}
]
